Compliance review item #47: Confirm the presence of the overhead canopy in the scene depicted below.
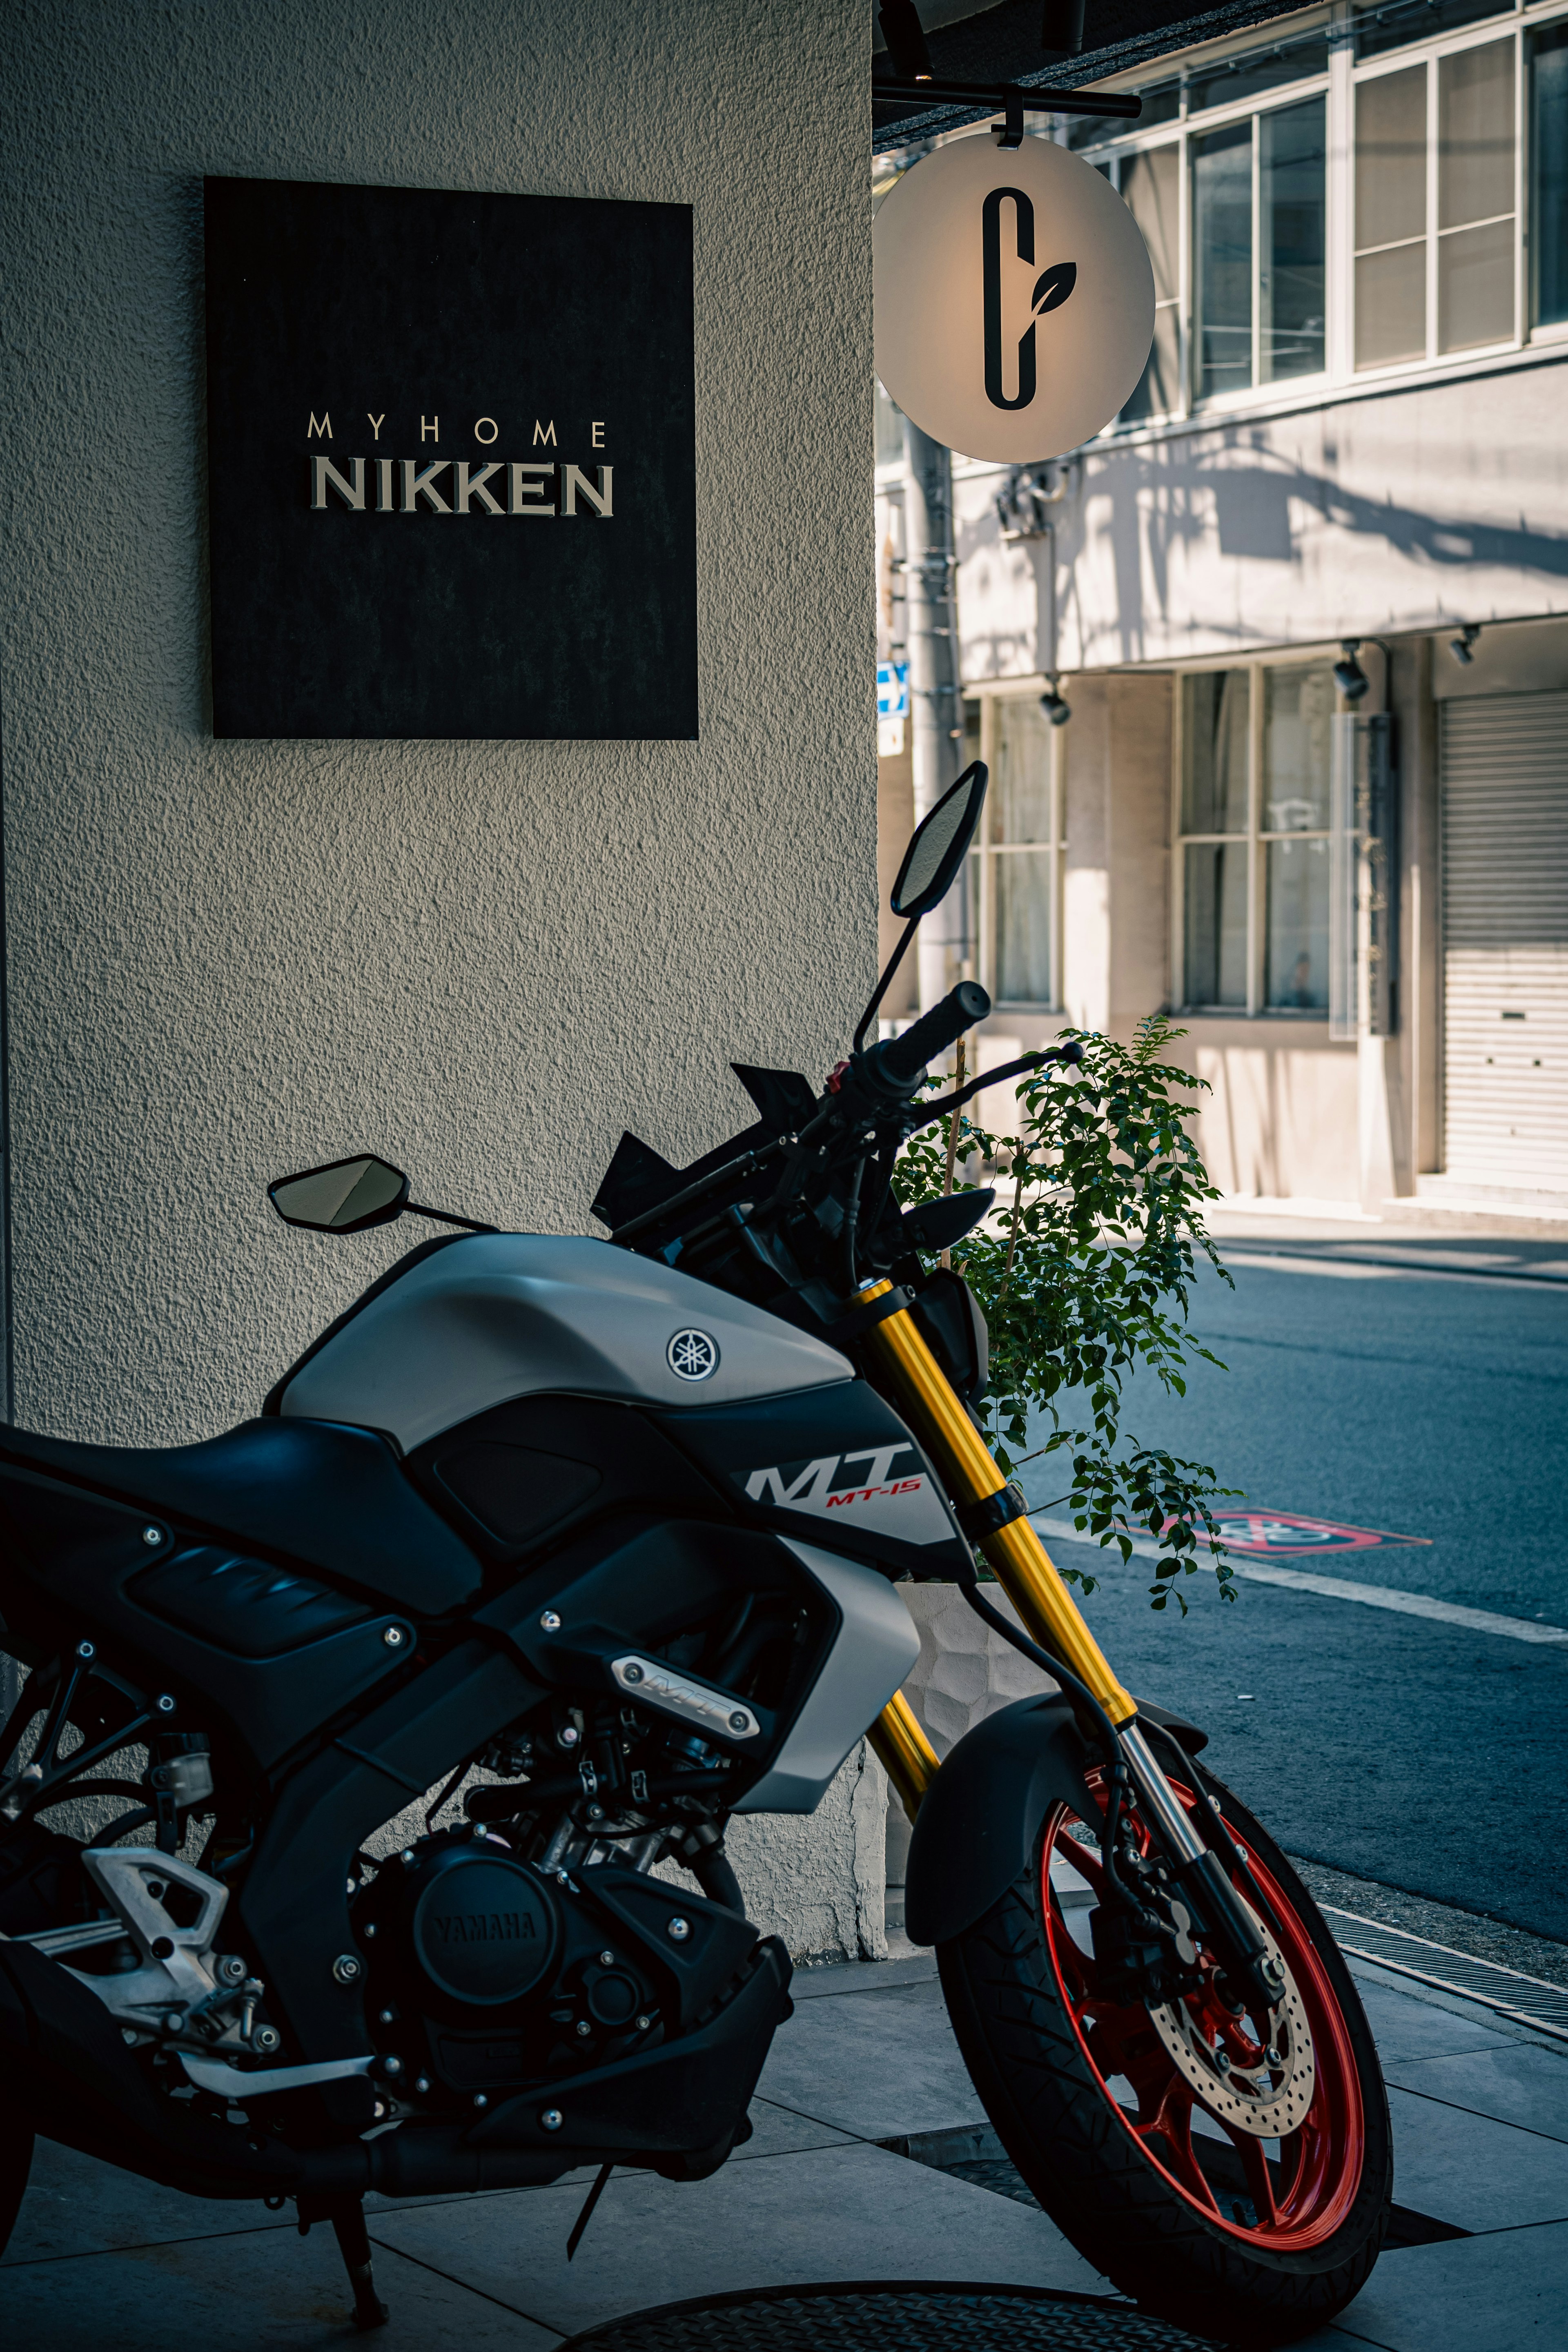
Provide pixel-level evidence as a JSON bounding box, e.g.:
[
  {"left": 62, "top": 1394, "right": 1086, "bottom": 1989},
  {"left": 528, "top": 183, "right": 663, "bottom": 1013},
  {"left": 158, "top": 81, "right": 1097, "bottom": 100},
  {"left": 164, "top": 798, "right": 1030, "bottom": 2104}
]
[{"left": 872, "top": 0, "right": 1312, "bottom": 147}]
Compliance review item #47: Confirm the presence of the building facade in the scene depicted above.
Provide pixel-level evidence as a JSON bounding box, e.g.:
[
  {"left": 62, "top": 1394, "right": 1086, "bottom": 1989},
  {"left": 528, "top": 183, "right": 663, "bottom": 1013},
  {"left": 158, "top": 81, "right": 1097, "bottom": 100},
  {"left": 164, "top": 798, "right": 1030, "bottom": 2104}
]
[
  {"left": 0, "top": 0, "right": 889, "bottom": 1958},
  {"left": 875, "top": 0, "right": 1568, "bottom": 1218},
  {"left": 0, "top": 0, "right": 878, "bottom": 1439}
]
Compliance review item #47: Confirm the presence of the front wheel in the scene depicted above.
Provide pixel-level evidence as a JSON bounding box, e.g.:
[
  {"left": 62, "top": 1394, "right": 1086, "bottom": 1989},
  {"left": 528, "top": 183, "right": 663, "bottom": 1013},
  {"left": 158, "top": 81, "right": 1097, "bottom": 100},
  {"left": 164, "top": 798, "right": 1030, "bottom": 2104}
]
[{"left": 937, "top": 1761, "right": 1392, "bottom": 2345}]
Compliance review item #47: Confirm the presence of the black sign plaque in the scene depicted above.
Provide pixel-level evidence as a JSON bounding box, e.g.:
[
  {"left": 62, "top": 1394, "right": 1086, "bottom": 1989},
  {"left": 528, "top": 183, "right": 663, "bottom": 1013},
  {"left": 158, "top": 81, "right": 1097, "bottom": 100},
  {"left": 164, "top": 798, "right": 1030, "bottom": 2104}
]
[{"left": 204, "top": 177, "right": 697, "bottom": 740}]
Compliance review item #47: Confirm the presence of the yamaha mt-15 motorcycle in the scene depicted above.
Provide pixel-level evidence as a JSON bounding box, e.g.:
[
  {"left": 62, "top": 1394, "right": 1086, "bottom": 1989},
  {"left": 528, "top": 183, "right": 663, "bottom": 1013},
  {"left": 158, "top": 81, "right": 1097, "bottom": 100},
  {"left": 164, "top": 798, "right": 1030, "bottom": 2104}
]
[{"left": 0, "top": 765, "right": 1390, "bottom": 2341}]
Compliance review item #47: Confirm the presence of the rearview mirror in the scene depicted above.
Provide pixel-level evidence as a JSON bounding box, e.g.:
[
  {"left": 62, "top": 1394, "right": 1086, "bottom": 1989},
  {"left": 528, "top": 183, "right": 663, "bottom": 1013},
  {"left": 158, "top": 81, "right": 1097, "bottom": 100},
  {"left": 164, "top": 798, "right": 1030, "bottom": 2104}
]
[
  {"left": 890, "top": 762, "right": 989, "bottom": 918},
  {"left": 269, "top": 1154, "right": 409, "bottom": 1234}
]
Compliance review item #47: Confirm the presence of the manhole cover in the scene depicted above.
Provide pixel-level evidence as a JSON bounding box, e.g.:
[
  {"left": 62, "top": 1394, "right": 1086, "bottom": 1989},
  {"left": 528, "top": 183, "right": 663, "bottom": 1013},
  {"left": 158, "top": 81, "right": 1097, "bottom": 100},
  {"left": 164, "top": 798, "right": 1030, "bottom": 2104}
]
[{"left": 564, "top": 2282, "right": 1221, "bottom": 2351}]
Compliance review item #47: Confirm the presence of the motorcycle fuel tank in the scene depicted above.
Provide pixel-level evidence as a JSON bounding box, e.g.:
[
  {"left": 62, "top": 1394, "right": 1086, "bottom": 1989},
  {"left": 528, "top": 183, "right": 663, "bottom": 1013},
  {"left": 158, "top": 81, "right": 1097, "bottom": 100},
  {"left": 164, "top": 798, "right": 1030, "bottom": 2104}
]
[{"left": 275, "top": 1234, "right": 853, "bottom": 1454}]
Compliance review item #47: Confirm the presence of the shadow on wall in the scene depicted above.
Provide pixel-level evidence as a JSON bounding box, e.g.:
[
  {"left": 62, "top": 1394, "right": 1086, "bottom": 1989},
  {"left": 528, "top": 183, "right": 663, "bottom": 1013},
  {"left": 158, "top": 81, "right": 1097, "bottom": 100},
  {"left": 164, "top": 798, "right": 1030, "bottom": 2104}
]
[
  {"left": 1161, "top": 1024, "right": 1361, "bottom": 1203},
  {"left": 1083, "top": 432, "right": 1568, "bottom": 670},
  {"left": 958, "top": 420, "right": 1568, "bottom": 677}
]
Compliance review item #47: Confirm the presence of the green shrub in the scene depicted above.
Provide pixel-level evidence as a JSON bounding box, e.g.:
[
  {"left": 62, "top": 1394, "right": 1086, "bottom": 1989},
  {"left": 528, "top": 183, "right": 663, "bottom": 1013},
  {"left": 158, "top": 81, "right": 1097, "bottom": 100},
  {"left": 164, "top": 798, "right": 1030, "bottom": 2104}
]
[{"left": 893, "top": 1016, "right": 1238, "bottom": 1612}]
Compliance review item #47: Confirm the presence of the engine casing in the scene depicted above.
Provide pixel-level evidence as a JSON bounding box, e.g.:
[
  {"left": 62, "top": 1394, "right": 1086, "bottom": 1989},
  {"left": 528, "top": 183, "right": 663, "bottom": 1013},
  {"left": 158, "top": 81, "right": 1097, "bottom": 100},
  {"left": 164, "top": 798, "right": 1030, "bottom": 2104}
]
[{"left": 356, "top": 1831, "right": 762, "bottom": 2101}]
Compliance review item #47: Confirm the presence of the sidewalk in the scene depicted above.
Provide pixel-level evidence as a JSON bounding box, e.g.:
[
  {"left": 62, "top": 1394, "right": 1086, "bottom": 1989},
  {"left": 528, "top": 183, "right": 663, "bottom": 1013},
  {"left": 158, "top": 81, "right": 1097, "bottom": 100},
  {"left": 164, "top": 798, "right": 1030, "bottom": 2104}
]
[{"left": 4, "top": 1944, "right": 1565, "bottom": 2348}]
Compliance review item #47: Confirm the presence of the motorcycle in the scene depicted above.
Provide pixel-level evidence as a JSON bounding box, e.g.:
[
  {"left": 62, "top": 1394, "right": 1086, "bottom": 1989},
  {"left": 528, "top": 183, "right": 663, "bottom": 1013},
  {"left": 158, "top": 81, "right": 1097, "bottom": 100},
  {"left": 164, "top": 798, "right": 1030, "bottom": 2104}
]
[{"left": 0, "top": 766, "right": 1390, "bottom": 2341}]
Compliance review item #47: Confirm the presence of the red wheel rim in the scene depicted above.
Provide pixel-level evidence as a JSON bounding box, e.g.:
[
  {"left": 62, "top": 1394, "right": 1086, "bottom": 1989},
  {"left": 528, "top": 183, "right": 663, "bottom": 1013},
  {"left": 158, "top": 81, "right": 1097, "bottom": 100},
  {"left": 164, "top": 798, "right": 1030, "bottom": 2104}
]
[{"left": 1040, "top": 1776, "right": 1365, "bottom": 2250}]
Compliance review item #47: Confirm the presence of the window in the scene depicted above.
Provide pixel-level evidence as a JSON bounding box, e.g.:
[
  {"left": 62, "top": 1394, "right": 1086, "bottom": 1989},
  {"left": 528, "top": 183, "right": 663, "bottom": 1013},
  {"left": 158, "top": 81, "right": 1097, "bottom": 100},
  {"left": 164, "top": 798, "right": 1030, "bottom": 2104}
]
[
  {"left": 1180, "top": 673, "right": 1250, "bottom": 1005},
  {"left": 1067, "top": 77, "right": 1180, "bottom": 149},
  {"left": 1177, "top": 664, "right": 1336, "bottom": 1014},
  {"left": 1530, "top": 24, "right": 1568, "bottom": 326},
  {"left": 1191, "top": 98, "right": 1327, "bottom": 400},
  {"left": 1119, "top": 147, "right": 1180, "bottom": 419},
  {"left": 1193, "top": 126, "right": 1253, "bottom": 399},
  {"left": 1261, "top": 668, "right": 1334, "bottom": 1010},
  {"left": 969, "top": 698, "right": 1062, "bottom": 1007},
  {"left": 1354, "top": 65, "right": 1428, "bottom": 365},
  {"left": 1354, "top": 0, "right": 1510, "bottom": 63},
  {"left": 1261, "top": 101, "right": 1328, "bottom": 380},
  {"left": 875, "top": 380, "right": 904, "bottom": 468},
  {"left": 1062, "top": 8, "right": 1559, "bottom": 431},
  {"left": 1354, "top": 35, "right": 1519, "bottom": 367},
  {"left": 1189, "top": 38, "right": 1330, "bottom": 113},
  {"left": 1438, "top": 39, "right": 1516, "bottom": 351}
]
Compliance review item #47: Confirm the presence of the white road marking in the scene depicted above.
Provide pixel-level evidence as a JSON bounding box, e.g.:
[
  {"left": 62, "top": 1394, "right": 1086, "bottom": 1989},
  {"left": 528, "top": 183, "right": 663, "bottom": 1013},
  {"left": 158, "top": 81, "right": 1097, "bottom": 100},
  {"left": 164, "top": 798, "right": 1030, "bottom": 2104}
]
[
  {"left": 1222, "top": 1249, "right": 1568, "bottom": 1288},
  {"left": 1028, "top": 1515, "right": 1568, "bottom": 1646},
  {"left": 1223, "top": 1252, "right": 1403, "bottom": 1279}
]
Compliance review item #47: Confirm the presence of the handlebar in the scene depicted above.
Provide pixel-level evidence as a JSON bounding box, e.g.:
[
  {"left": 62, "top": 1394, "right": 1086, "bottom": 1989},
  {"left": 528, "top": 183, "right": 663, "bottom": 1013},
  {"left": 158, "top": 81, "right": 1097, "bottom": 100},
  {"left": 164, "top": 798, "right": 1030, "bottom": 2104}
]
[{"left": 856, "top": 982, "right": 991, "bottom": 1105}]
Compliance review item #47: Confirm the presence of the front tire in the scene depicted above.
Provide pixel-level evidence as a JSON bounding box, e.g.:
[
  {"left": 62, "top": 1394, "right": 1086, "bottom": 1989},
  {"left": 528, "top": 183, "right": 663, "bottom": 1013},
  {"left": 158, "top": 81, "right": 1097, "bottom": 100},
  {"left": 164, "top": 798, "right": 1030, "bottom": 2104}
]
[{"left": 938, "top": 1762, "right": 1391, "bottom": 2345}]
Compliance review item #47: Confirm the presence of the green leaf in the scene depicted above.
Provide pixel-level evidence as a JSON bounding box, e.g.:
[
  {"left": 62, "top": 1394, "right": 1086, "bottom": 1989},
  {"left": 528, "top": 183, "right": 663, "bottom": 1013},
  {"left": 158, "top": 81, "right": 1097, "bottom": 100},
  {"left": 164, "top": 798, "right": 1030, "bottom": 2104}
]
[{"left": 892, "top": 1020, "right": 1235, "bottom": 1615}]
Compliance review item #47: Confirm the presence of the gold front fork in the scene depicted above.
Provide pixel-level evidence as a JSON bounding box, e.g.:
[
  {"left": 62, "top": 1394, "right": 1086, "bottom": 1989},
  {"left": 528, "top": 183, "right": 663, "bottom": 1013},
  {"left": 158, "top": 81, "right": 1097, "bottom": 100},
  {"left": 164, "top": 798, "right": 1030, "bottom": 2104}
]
[{"left": 860, "top": 1278, "right": 1137, "bottom": 1818}]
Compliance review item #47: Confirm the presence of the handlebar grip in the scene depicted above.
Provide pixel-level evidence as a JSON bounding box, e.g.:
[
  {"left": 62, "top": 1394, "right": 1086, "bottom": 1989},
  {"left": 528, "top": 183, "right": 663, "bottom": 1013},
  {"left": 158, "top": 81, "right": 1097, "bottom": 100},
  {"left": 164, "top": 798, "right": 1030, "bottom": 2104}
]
[{"left": 875, "top": 981, "right": 992, "bottom": 1089}]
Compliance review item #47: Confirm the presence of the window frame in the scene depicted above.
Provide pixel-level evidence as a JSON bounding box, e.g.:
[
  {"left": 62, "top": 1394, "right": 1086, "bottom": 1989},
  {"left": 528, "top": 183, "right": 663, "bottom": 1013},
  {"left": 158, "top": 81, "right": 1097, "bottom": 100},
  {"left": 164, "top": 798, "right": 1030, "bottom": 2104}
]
[
  {"left": 965, "top": 688, "right": 1067, "bottom": 1013},
  {"left": 1170, "top": 653, "right": 1348, "bottom": 1019},
  {"left": 1069, "top": 0, "right": 1568, "bottom": 438},
  {"left": 1350, "top": 23, "right": 1524, "bottom": 374}
]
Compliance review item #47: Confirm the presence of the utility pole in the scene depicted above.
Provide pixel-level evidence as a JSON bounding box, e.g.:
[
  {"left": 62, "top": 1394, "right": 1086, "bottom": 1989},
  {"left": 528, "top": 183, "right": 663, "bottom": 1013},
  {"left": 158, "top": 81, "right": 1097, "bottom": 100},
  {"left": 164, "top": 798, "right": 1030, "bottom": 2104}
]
[{"left": 900, "top": 414, "right": 968, "bottom": 1012}]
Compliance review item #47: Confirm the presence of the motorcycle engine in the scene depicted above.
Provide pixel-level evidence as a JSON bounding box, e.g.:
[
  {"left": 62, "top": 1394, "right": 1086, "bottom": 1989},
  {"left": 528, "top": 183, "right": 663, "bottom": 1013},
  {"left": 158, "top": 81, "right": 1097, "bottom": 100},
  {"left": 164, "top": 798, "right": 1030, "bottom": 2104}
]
[{"left": 353, "top": 1829, "right": 755, "bottom": 2105}]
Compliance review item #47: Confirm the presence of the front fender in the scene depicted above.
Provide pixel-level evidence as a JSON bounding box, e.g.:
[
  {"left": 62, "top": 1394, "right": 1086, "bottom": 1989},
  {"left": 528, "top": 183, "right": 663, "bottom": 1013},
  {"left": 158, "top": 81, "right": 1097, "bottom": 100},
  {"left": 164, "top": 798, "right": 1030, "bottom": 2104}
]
[
  {"left": 904, "top": 1695, "right": 1090, "bottom": 1948},
  {"left": 902, "top": 1696, "right": 1209, "bottom": 1948}
]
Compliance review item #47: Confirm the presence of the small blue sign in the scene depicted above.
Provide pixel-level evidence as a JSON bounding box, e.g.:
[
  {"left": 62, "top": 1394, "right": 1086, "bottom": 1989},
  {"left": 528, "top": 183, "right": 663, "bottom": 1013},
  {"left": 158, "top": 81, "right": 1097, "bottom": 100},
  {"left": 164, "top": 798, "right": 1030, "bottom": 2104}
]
[{"left": 877, "top": 662, "right": 909, "bottom": 720}]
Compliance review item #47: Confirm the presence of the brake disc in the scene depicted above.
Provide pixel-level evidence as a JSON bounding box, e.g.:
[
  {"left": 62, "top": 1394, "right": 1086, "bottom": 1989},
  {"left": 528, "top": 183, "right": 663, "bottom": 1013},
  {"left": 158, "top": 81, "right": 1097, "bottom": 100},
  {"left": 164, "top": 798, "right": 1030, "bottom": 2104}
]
[{"left": 1145, "top": 1898, "right": 1316, "bottom": 2138}]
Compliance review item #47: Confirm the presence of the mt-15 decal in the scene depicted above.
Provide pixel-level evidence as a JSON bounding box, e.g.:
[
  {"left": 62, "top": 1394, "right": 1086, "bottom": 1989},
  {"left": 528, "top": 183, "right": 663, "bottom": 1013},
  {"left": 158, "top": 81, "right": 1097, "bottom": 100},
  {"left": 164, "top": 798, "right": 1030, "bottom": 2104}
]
[{"left": 738, "top": 1445, "right": 956, "bottom": 1546}]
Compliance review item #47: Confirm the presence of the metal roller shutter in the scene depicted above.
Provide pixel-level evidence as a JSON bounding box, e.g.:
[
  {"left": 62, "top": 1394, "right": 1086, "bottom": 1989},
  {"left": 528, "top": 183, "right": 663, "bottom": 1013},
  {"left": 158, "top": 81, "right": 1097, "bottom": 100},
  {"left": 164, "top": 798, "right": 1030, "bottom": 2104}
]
[{"left": 1441, "top": 691, "right": 1568, "bottom": 1187}]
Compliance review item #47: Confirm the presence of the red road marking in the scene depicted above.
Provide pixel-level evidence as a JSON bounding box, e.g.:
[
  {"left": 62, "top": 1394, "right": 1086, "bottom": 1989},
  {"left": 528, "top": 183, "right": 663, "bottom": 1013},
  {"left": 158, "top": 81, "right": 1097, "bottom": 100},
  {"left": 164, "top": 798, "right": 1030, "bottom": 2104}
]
[{"left": 1170, "top": 1510, "right": 1431, "bottom": 1557}]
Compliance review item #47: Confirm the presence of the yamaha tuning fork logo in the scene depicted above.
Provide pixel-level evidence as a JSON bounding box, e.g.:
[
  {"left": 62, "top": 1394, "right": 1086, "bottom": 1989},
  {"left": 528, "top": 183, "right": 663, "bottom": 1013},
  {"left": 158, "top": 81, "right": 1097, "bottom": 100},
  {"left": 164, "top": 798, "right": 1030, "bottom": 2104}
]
[
  {"left": 666, "top": 1329, "right": 719, "bottom": 1381},
  {"left": 873, "top": 133, "right": 1154, "bottom": 465}
]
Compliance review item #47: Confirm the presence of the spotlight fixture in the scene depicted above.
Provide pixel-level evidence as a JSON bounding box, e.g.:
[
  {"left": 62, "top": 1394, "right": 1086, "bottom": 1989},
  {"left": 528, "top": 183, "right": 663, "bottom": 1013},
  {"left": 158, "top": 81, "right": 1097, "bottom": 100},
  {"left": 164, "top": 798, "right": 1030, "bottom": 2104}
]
[
  {"left": 1040, "top": 680, "right": 1071, "bottom": 726},
  {"left": 1450, "top": 624, "right": 1480, "bottom": 666},
  {"left": 1332, "top": 641, "right": 1370, "bottom": 703},
  {"left": 1040, "top": 0, "right": 1087, "bottom": 57},
  {"left": 879, "top": 0, "right": 933, "bottom": 80}
]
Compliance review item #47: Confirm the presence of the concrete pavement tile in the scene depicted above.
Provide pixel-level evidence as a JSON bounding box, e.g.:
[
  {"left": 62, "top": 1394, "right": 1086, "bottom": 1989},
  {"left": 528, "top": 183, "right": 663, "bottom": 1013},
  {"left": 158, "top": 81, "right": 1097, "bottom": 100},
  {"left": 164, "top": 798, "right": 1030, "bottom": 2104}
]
[
  {"left": 738, "top": 2097, "right": 858, "bottom": 2158},
  {"left": 755, "top": 1975, "right": 984, "bottom": 2140},
  {"left": 0, "top": 2088, "right": 856, "bottom": 2266},
  {"left": 0, "top": 2134, "right": 277, "bottom": 2262},
  {"left": 1387, "top": 2086, "right": 1568, "bottom": 2230},
  {"left": 1299, "top": 2223, "right": 1568, "bottom": 2350},
  {"left": 1385, "top": 2042, "right": 1568, "bottom": 2144},
  {"left": 0, "top": 2228, "right": 562, "bottom": 2350},
  {"left": 369, "top": 2139, "right": 1109, "bottom": 2337},
  {"left": 789, "top": 1953, "right": 939, "bottom": 1999},
  {"left": 1350, "top": 1976, "right": 1526, "bottom": 2065},
  {"left": 0, "top": 2130, "right": 534, "bottom": 2262}
]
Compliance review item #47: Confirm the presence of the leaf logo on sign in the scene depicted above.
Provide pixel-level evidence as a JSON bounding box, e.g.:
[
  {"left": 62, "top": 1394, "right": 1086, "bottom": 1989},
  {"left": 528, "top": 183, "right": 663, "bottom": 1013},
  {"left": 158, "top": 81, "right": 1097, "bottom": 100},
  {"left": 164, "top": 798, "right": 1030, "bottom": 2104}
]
[
  {"left": 1031, "top": 261, "right": 1077, "bottom": 320},
  {"left": 982, "top": 188, "right": 1077, "bottom": 413}
]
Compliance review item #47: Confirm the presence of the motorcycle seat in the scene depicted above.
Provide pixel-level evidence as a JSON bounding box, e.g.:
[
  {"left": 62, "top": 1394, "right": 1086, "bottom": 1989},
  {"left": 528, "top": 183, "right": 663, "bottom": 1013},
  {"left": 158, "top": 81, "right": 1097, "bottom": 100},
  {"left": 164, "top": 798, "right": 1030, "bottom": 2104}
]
[{"left": 0, "top": 1416, "right": 482, "bottom": 1617}]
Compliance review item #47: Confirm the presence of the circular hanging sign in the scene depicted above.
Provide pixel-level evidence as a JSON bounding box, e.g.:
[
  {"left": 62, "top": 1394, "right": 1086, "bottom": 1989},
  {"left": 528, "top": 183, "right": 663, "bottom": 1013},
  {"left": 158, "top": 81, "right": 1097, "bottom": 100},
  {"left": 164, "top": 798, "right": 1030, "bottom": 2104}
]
[{"left": 874, "top": 133, "right": 1155, "bottom": 463}]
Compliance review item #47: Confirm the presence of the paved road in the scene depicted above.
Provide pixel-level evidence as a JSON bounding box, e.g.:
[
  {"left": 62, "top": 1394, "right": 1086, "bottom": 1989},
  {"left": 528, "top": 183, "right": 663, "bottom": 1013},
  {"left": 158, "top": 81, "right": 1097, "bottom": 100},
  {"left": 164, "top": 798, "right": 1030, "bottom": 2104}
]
[{"left": 1013, "top": 1240, "right": 1568, "bottom": 1942}]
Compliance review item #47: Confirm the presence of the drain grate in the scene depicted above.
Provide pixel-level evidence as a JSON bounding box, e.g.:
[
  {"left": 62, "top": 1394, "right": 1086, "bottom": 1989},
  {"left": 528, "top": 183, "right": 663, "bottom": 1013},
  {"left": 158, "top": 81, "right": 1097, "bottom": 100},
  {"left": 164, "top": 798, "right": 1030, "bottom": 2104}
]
[
  {"left": 563, "top": 2282, "right": 1221, "bottom": 2351},
  {"left": 1325, "top": 1906, "right": 1568, "bottom": 2042}
]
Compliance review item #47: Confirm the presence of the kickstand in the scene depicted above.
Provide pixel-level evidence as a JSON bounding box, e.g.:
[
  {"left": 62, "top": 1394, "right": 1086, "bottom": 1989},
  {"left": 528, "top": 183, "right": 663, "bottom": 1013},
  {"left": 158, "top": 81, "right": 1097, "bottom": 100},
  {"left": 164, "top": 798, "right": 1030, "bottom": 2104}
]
[
  {"left": 566, "top": 2164, "right": 614, "bottom": 2262},
  {"left": 330, "top": 2200, "right": 390, "bottom": 2331}
]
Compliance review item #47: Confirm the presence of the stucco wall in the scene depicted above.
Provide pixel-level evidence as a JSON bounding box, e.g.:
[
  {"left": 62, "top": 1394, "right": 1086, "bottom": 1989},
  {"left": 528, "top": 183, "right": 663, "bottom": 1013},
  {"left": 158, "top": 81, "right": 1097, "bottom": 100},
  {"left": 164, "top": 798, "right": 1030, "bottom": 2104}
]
[
  {"left": 0, "top": 0, "right": 874, "bottom": 1445},
  {"left": 954, "top": 358, "right": 1568, "bottom": 680},
  {"left": 1168, "top": 1024, "right": 1361, "bottom": 1202}
]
